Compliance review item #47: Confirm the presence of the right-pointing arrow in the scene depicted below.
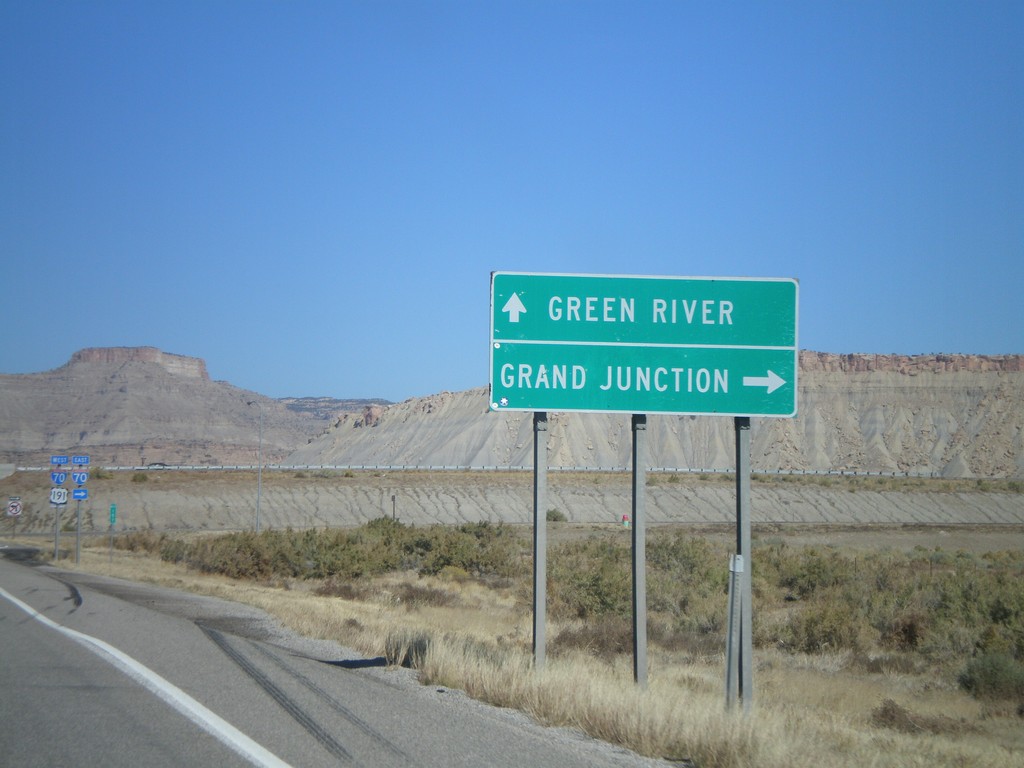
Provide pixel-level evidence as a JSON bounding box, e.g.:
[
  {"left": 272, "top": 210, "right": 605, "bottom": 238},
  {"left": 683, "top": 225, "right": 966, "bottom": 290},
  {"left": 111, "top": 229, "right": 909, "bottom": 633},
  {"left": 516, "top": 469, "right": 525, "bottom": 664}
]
[{"left": 742, "top": 370, "right": 786, "bottom": 394}]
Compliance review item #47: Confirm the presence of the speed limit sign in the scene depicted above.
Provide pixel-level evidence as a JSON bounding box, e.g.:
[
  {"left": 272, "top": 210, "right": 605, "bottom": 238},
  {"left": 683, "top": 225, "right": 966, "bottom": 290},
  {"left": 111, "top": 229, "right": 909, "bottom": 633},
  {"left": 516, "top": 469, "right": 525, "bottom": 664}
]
[{"left": 7, "top": 498, "right": 21, "bottom": 517}]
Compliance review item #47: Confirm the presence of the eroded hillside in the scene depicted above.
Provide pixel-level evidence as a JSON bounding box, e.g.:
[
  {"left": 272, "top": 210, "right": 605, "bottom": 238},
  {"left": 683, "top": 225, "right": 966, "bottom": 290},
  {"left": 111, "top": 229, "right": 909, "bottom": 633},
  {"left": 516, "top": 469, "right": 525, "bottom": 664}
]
[
  {"left": 2, "top": 349, "right": 1020, "bottom": 477},
  {"left": 287, "top": 353, "right": 1024, "bottom": 478}
]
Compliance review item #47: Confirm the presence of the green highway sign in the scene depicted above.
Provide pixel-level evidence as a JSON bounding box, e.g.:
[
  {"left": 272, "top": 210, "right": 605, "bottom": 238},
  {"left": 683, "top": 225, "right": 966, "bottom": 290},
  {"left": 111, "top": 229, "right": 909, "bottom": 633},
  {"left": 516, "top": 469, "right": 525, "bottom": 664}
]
[{"left": 490, "top": 272, "right": 798, "bottom": 417}]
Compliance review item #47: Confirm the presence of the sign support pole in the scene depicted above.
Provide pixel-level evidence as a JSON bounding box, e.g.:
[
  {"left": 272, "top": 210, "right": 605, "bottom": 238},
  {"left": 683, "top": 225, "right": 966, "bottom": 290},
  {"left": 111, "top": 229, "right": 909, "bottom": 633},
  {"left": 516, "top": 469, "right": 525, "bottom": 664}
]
[
  {"left": 631, "top": 414, "right": 648, "bottom": 688},
  {"left": 725, "top": 553, "right": 743, "bottom": 708},
  {"left": 109, "top": 503, "right": 117, "bottom": 565},
  {"left": 53, "top": 505, "right": 61, "bottom": 560},
  {"left": 532, "top": 411, "right": 548, "bottom": 670},
  {"left": 733, "top": 416, "right": 754, "bottom": 713},
  {"left": 75, "top": 499, "right": 82, "bottom": 564}
]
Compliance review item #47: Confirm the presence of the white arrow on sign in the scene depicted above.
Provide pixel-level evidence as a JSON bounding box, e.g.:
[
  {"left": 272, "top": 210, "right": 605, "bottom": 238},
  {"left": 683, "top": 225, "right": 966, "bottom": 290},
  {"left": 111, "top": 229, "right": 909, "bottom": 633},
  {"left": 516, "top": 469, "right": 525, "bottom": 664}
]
[
  {"left": 502, "top": 293, "right": 527, "bottom": 323},
  {"left": 742, "top": 370, "right": 786, "bottom": 394}
]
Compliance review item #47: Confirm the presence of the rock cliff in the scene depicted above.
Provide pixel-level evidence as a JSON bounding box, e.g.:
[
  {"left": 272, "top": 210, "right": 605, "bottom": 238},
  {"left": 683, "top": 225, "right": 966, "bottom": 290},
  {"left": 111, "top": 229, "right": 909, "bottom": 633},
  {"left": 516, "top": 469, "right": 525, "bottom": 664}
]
[
  {"left": 68, "top": 347, "right": 209, "bottom": 379},
  {"left": 286, "top": 354, "right": 1024, "bottom": 478},
  {"left": 799, "top": 351, "right": 1023, "bottom": 374},
  {"left": 0, "top": 348, "right": 352, "bottom": 465}
]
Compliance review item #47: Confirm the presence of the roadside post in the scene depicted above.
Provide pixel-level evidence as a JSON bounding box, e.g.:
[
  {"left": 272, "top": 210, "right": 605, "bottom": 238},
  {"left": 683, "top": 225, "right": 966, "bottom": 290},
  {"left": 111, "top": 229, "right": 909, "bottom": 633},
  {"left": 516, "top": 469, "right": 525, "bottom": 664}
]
[
  {"left": 532, "top": 412, "right": 548, "bottom": 669},
  {"left": 631, "top": 414, "right": 648, "bottom": 688},
  {"left": 109, "top": 503, "right": 117, "bottom": 564},
  {"left": 75, "top": 494, "right": 82, "bottom": 563},
  {"left": 490, "top": 272, "right": 798, "bottom": 704},
  {"left": 734, "top": 419, "right": 754, "bottom": 712},
  {"left": 50, "top": 455, "right": 69, "bottom": 559},
  {"left": 726, "top": 554, "right": 744, "bottom": 707},
  {"left": 72, "top": 456, "right": 89, "bottom": 564}
]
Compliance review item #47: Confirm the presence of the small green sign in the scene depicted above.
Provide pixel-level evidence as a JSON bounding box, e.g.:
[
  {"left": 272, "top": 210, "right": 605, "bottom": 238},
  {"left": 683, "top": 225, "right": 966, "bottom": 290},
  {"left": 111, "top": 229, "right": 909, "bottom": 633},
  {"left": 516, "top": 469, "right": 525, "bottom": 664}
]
[
  {"left": 490, "top": 272, "right": 798, "bottom": 417},
  {"left": 110, "top": 503, "right": 117, "bottom": 526}
]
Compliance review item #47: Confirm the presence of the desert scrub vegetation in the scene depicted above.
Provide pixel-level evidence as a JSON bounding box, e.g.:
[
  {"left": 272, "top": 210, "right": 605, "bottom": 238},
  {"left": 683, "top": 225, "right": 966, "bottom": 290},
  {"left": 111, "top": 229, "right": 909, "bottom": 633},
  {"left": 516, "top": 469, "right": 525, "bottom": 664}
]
[
  {"left": 140, "top": 521, "right": 1024, "bottom": 693},
  {"left": 546, "top": 507, "right": 567, "bottom": 522},
  {"left": 753, "top": 541, "right": 1024, "bottom": 682},
  {"left": 152, "top": 518, "right": 526, "bottom": 581},
  {"left": 77, "top": 521, "right": 1024, "bottom": 767},
  {"left": 545, "top": 532, "right": 1024, "bottom": 688},
  {"left": 746, "top": 473, "right": 1024, "bottom": 494}
]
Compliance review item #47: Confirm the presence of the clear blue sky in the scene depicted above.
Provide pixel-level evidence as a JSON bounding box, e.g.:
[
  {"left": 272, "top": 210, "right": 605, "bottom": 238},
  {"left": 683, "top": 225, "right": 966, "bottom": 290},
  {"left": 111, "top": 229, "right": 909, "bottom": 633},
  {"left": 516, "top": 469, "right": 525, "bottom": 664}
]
[{"left": 2, "top": 1, "right": 1021, "bottom": 401}]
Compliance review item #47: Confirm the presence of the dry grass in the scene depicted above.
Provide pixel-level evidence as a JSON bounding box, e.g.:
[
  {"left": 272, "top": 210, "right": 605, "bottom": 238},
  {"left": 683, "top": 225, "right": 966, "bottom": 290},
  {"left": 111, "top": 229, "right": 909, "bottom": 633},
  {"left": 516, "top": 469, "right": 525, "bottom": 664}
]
[{"left": 45, "top": 542, "right": 1024, "bottom": 768}]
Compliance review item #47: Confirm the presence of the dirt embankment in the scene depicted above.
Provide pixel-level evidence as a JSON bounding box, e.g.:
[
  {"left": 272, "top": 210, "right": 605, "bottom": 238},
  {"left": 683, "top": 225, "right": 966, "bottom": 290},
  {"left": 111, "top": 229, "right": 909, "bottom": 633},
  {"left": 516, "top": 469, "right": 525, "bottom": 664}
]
[{"left": 2, "top": 470, "right": 1021, "bottom": 537}]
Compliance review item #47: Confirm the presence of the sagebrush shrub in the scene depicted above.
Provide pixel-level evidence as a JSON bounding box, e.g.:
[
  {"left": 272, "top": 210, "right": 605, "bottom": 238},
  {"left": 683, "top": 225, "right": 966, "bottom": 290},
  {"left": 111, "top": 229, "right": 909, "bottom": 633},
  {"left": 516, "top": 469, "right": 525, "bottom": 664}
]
[
  {"left": 551, "top": 617, "right": 632, "bottom": 661},
  {"left": 784, "top": 597, "right": 871, "bottom": 653},
  {"left": 160, "top": 519, "right": 527, "bottom": 582},
  {"left": 958, "top": 652, "right": 1024, "bottom": 700}
]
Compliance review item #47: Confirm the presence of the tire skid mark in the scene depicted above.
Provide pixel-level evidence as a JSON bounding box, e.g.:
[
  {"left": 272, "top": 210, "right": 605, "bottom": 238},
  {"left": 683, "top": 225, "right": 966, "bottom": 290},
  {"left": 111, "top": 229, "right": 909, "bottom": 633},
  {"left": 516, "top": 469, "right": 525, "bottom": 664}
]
[
  {"left": 246, "top": 641, "right": 414, "bottom": 767},
  {"left": 198, "top": 623, "right": 356, "bottom": 765},
  {"left": 56, "top": 578, "right": 84, "bottom": 612}
]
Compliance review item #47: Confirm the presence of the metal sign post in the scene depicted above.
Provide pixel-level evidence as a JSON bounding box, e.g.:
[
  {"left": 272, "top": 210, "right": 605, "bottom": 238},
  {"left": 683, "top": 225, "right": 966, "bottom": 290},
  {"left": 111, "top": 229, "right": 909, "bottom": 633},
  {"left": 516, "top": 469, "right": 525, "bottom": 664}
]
[
  {"left": 631, "top": 414, "right": 648, "bottom": 688},
  {"left": 75, "top": 499, "right": 82, "bottom": 564},
  {"left": 50, "top": 490, "right": 69, "bottom": 560},
  {"left": 50, "top": 456, "right": 67, "bottom": 560},
  {"left": 532, "top": 412, "right": 548, "bottom": 669},
  {"left": 109, "top": 503, "right": 117, "bottom": 564},
  {"left": 725, "top": 554, "right": 743, "bottom": 708},
  {"left": 53, "top": 503, "right": 61, "bottom": 560},
  {"left": 728, "top": 417, "right": 754, "bottom": 713},
  {"left": 71, "top": 459, "right": 89, "bottom": 564}
]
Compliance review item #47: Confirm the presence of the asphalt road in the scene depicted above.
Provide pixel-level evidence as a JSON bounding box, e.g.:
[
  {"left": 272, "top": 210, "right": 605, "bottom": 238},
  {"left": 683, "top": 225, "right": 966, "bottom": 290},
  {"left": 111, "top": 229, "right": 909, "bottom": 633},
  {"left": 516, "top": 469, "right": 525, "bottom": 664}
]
[{"left": 0, "top": 546, "right": 670, "bottom": 768}]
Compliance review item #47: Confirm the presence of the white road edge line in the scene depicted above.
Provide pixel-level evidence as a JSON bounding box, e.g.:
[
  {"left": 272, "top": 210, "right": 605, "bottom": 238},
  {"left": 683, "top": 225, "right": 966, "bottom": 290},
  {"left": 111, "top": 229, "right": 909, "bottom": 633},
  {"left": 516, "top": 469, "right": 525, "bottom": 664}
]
[{"left": 0, "top": 585, "right": 292, "bottom": 768}]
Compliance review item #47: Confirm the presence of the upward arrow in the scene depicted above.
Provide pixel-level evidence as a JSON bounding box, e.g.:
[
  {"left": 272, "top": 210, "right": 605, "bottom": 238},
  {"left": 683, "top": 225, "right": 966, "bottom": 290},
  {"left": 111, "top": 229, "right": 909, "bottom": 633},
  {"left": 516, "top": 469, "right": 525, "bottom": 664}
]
[{"left": 502, "top": 293, "right": 527, "bottom": 323}]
